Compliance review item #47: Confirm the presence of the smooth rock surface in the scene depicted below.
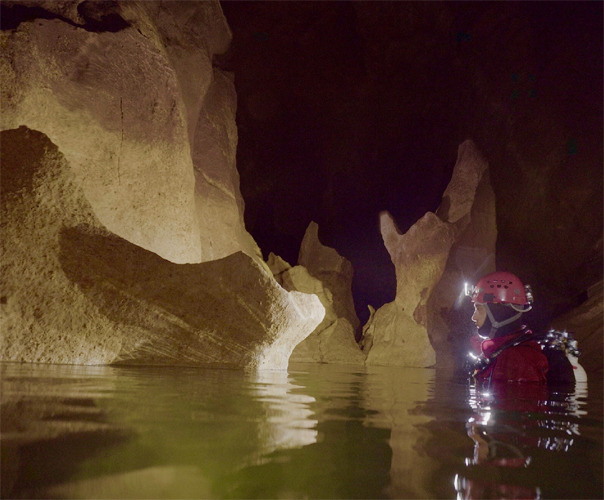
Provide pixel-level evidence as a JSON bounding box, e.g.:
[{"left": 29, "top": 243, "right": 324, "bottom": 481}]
[
  {"left": 551, "top": 281, "right": 603, "bottom": 376},
  {"left": 365, "top": 211, "right": 455, "bottom": 367},
  {"left": 298, "top": 222, "right": 360, "bottom": 332},
  {"left": 0, "top": 127, "right": 324, "bottom": 369}
]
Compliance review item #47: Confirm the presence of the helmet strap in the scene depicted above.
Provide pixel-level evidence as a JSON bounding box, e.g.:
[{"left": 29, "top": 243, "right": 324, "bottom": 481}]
[{"left": 485, "top": 303, "right": 523, "bottom": 331}]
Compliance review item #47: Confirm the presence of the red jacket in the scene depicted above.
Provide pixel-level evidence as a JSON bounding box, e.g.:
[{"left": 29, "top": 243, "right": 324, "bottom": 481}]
[{"left": 474, "top": 329, "right": 549, "bottom": 384}]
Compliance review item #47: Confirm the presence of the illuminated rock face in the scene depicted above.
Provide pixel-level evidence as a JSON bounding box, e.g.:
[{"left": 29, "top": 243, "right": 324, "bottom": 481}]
[
  {"left": 0, "top": 128, "right": 324, "bottom": 369},
  {"left": 0, "top": 0, "right": 259, "bottom": 264},
  {"left": 298, "top": 222, "right": 360, "bottom": 333},
  {"left": 551, "top": 281, "right": 602, "bottom": 376},
  {"left": 364, "top": 212, "right": 454, "bottom": 367},
  {"left": 365, "top": 140, "right": 492, "bottom": 367},
  {"left": 268, "top": 223, "right": 365, "bottom": 364},
  {"left": 0, "top": 2, "right": 325, "bottom": 369}
]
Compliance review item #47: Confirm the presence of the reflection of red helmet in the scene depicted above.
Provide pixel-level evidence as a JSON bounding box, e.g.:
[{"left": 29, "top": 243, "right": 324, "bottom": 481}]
[{"left": 468, "top": 271, "right": 532, "bottom": 306}]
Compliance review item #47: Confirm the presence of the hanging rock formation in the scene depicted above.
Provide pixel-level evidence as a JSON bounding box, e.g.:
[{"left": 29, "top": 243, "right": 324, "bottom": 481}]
[
  {"left": 364, "top": 140, "right": 492, "bottom": 367},
  {"left": 1, "top": 0, "right": 259, "bottom": 264},
  {"left": 0, "top": 2, "right": 325, "bottom": 370},
  {"left": 268, "top": 222, "right": 365, "bottom": 364}
]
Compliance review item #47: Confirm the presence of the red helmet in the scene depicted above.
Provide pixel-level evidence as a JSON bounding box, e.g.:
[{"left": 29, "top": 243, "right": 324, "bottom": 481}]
[{"left": 466, "top": 271, "right": 533, "bottom": 306}]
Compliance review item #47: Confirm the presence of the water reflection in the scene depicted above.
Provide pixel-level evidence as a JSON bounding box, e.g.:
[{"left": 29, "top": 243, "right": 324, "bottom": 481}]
[
  {"left": 455, "top": 381, "right": 592, "bottom": 500},
  {"left": 1, "top": 363, "right": 131, "bottom": 498},
  {"left": 1, "top": 362, "right": 601, "bottom": 499},
  {"left": 248, "top": 370, "right": 318, "bottom": 463},
  {"left": 222, "top": 364, "right": 393, "bottom": 499},
  {"left": 362, "top": 366, "right": 437, "bottom": 499}
]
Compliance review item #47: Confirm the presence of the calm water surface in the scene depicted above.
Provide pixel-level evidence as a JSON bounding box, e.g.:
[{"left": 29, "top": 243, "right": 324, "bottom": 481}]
[{"left": 1, "top": 361, "right": 602, "bottom": 499}]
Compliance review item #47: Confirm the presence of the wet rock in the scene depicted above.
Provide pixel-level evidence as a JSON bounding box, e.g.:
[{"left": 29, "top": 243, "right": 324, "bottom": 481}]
[
  {"left": 0, "top": 0, "right": 259, "bottom": 264},
  {"left": 0, "top": 127, "right": 324, "bottom": 369}
]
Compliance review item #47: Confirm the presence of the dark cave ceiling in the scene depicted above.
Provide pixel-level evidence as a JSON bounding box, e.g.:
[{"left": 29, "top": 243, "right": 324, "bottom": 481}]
[{"left": 219, "top": 1, "right": 603, "bottom": 326}]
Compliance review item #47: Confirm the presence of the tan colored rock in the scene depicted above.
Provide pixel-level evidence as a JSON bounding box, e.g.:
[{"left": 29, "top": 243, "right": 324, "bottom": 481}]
[
  {"left": 0, "top": 127, "right": 324, "bottom": 369},
  {"left": 365, "top": 140, "right": 494, "bottom": 368},
  {"left": 551, "top": 281, "right": 602, "bottom": 376},
  {"left": 428, "top": 140, "right": 496, "bottom": 368},
  {"left": 0, "top": 0, "right": 259, "bottom": 265},
  {"left": 364, "top": 211, "right": 455, "bottom": 367},
  {"left": 269, "top": 249, "right": 365, "bottom": 365},
  {"left": 359, "top": 305, "right": 377, "bottom": 353},
  {"left": 298, "top": 221, "right": 360, "bottom": 331}
]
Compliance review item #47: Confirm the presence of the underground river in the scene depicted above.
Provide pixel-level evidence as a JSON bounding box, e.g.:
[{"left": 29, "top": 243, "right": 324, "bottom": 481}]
[{"left": 1, "top": 361, "right": 602, "bottom": 499}]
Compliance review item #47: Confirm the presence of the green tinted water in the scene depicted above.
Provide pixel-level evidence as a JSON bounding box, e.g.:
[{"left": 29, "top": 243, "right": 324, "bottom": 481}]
[{"left": 1, "top": 362, "right": 602, "bottom": 499}]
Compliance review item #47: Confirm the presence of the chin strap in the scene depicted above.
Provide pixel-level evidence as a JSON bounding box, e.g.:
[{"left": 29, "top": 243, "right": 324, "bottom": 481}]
[{"left": 485, "top": 303, "right": 523, "bottom": 330}]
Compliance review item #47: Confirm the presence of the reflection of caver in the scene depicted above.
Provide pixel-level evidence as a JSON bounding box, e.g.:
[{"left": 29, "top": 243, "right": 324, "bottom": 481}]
[
  {"left": 466, "top": 417, "right": 532, "bottom": 468},
  {"left": 456, "top": 382, "right": 585, "bottom": 500}
]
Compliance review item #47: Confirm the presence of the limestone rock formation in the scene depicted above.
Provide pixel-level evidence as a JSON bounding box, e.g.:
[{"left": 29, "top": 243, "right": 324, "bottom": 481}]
[
  {"left": 298, "top": 222, "right": 360, "bottom": 332},
  {"left": 0, "top": 128, "right": 324, "bottom": 369},
  {"left": 268, "top": 226, "right": 365, "bottom": 365},
  {"left": 364, "top": 141, "right": 492, "bottom": 367},
  {"left": 1, "top": 0, "right": 259, "bottom": 264},
  {"left": 364, "top": 212, "right": 455, "bottom": 367},
  {"left": 428, "top": 140, "right": 497, "bottom": 368}
]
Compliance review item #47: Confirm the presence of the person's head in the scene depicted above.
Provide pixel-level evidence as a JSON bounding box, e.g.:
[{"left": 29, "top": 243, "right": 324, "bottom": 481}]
[{"left": 465, "top": 271, "right": 533, "bottom": 338}]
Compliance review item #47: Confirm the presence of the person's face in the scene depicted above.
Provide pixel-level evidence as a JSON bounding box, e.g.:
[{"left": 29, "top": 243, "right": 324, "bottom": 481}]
[{"left": 472, "top": 303, "right": 487, "bottom": 329}]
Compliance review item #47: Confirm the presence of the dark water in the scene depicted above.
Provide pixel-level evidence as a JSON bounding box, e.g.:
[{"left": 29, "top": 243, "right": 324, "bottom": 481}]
[{"left": 1, "top": 361, "right": 602, "bottom": 499}]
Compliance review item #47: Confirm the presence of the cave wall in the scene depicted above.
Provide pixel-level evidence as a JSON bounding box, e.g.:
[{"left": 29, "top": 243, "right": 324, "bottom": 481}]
[
  {"left": 0, "top": 1, "right": 326, "bottom": 369},
  {"left": 1, "top": 0, "right": 260, "bottom": 264}
]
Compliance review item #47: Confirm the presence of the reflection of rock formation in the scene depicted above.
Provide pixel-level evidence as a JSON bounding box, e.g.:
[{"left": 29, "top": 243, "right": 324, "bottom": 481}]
[
  {"left": 0, "top": 364, "right": 130, "bottom": 499},
  {"left": 249, "top": 370, "right": 318, "bottom": 461},
  {"left": 364, "top": 141, "right": 494, "bottom": 367},
  {"left": 362, "top": 366, "right": 437, "bottom": 498},
  {"left": 0, "top": 128, "right": 324, "bottom": 369},
  {"left": 269, "top": 223, "right": 365, "bottom": 364}
]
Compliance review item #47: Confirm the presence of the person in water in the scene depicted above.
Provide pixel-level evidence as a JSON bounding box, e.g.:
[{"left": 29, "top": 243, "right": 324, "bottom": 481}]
[{"left": 465, "top": 271, "right": 549, "bottom": 385}]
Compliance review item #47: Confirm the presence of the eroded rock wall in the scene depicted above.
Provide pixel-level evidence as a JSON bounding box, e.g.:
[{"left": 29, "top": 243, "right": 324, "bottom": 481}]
[
  {"left": 363, "top": 212, "right": 454, "bottom": 367},
  {"left": 428, "top": 141, "right": 497, "bottom": 368},
  {"left": 551, "top": 281, "right": 603, "bottom": 376},
  {"left": 1, "top": 0, "right": 259, "bottom": 264},
  {"left": 268, "top": 224, "right": 365, "bottom": 365},
  {"left": 0, "top": 1, "right": 325, "bottom": 369},
  {"left": 0, "top": 128, "right": 324, "bottom": 368}
]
